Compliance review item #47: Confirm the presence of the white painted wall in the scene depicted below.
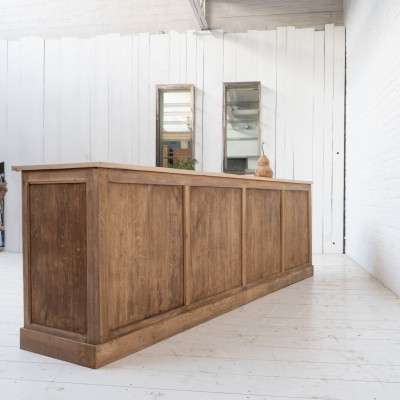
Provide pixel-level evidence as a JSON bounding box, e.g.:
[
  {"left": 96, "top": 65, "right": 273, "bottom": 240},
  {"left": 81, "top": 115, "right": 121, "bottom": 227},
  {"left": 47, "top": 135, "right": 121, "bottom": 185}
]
[
  {"left": 345, "top": 0, "right": 400, "bottom": 295},
  {"left": 0, "top": 26, "right": 345, "bottom": 253}
]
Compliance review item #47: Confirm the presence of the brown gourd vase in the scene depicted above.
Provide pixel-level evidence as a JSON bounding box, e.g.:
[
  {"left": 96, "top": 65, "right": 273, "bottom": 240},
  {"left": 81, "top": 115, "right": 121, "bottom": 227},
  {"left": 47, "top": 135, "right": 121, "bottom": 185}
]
[{"left": 254, "top": 142, "right": 273, "bottom": 178}]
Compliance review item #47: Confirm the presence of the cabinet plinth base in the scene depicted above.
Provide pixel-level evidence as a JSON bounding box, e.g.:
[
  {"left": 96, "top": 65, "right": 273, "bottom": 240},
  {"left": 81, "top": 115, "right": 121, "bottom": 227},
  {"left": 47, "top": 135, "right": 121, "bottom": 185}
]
[{"left": 21, "top": 264, "right": 313, "bottom": 368}]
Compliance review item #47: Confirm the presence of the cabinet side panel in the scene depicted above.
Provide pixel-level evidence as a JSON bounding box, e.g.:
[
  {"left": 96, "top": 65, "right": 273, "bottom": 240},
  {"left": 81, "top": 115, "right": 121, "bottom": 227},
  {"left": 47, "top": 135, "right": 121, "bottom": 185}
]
[
  {"left": 107, "top": 183, "right": 184, "bottom": 330},
  {"left": 29, "top": 183, "right": 87, "bottom": 334},
  {"left": 246, "top": 189, "right": 281, "bottom": 282},
  {"left": 189, "top": 187, "right": 242, "bottom": 303},
  {"left": 283, "top": 190, "right": 309, "bottom": 269}
]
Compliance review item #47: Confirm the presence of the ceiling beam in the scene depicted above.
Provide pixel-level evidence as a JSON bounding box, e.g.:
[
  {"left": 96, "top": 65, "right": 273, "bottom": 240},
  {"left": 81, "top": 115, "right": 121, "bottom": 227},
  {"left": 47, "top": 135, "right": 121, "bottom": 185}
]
[{"left": 188, "top": 0, "right": 209, "bottom": 30}]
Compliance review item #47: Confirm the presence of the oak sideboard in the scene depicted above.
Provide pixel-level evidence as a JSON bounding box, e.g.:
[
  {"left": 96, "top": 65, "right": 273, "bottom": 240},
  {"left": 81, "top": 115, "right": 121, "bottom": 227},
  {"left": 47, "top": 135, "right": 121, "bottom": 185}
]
[{"left": 13, "top": 163, "right": 313, "bottom": 368}]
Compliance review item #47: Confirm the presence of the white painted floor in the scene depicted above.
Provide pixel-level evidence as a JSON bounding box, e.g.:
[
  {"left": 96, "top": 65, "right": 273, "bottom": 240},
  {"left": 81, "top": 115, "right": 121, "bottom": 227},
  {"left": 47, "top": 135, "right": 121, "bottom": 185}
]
[{"left": 1, "top": 252, "right": 400, "bottom": 399}]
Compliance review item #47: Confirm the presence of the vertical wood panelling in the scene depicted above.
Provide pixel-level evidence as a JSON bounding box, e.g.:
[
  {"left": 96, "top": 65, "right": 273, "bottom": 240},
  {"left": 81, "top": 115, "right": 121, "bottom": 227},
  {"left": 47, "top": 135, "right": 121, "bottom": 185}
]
[
  {"left": 0, "top": 41, "right": 7, "bottom": 163},
  {"left": 236, "top": 33, "right": 249, "bottom": 81},
  {"left": 246, "top": 30, "right": 259, "bottom": 81},
  {"left": 323, "top": 24, "right": 334, "bottom": 253},
  {"left": 138, "top": 33, "right": 150, "bottom": 165},
  {"left": 293, "top": 28, "right": 314, "bottom": 181},
  {"left": 131, "top": 35, "right": 140, "bottom": 164},
  {"left": 312, "top": 31, "right": 325, "bottom": 253},
  {"left": 246, "top": 189, "right": 281, "bottom": 282},
  {"left": 186, "top": 31, "right": 197, "bottom": 164},
  {"left": 107, "top": 183, "right": 184, "bottom": 330},
  {"left": 183, "top": 186, "right": 191, "bottom": 305},
  {"left": 223, "top": 33, "right": 236, "bottom": 82},
  {"left": 119, "top": 36, "right": 134, "bottom": 164},
  {"left": 149, "top": 34, "right": 170, "bottom": 166},
  {"left": 283, "top": 190, "right": 310, "bottom": 268},
  {"left": 60, "top": 38, "right": 91, "bottom": 163},
  {"left": 2, "top": 27, "right": 345, "bottom": 254},
  {"left": 202, "top": 31, "right": 223, "bottom": 172},
  {"left": 20, "top": 37, "right": 44, "bottom": 165},
  {"left": 29, "top": 183, "right": 87, "bottom": 334},
  {"left": 257, "top": 30, "right": 277, "bottom": 173},
  {"left": 58, "top": 36, "right": 73, "bottom": 159},
  {"left": 90, "top": 36, "right": 109, "bottom": 161},
  {"left": 169, "top": 31, "right": 180, "bottom": 83},
  {"left": 275, "top": 27, "right": 287, "bottom": 178},
  {"left": 331, "top": 26, "right": 345, "bottom": 254},
  {"left": 284, "top": 26, "right": 295, "bottom": 180},
  {"left": 43, "top": 40, "right": 61, "bottom": 164},
  {"left": 5, "top": 41, "right": 22, "bottom": 251},
  {"left": 189, "top": 187, "right": 242, "bottom": 303},
  {"left": 108, "top": 34, "right": 122, "bottom": 163},
  {"left": 186, "top": 31, "right": 197, "bottom": 84},
  {"left": 179, "top": 33, "right": 187, "bottom": 83},
  {"left": 194, "top": 36, "right": 204, "bottom": 170}
]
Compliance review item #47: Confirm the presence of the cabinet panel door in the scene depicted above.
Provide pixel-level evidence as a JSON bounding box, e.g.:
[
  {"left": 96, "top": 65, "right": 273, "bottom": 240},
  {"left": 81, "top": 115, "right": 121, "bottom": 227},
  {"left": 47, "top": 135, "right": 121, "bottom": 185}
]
[
  {"left": 107, "top": 183, "right": 184, "bottom": 331},
  {"left": 189, "top": 187, "right": 242, "bottom": 303}
]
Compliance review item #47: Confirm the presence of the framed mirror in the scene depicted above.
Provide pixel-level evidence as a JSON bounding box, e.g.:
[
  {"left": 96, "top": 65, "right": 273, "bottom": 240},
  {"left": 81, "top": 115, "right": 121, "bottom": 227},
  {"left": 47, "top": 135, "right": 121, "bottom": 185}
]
[
  {"left": 223, "top": 82, "right": 261, "bottom": 174},
  {"left": 156, "top": 84, "right": 195, "bottom": 169}
]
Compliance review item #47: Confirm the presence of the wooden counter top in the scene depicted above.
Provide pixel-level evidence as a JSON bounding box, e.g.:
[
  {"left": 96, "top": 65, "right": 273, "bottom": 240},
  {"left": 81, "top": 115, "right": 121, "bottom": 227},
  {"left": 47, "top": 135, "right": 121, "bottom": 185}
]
[{"left": 12, "top": 162, "right": 311, "bottom": 185}]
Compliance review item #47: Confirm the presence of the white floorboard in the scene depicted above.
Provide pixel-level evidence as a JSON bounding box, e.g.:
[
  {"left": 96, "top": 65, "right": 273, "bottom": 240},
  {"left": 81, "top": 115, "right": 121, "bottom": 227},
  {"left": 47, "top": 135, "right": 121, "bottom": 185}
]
[{"left": 0, "top": 252, "right": 399, "bottom": 399}]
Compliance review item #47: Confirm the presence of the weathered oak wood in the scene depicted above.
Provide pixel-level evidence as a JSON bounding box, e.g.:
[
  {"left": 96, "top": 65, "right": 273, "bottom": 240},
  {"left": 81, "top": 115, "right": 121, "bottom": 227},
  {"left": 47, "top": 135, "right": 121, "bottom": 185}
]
[
  {"left": 246, "top": 189, "right": 282, "bottom": 282},
  {"left": 189, "top": 187, "right": 242, "bottom": 303},
  {"left": 15, "top": 162, "right": 312, "bottom": 368},
  {"left": 29, "top": 182, "right": 87, "bottom": 334}
]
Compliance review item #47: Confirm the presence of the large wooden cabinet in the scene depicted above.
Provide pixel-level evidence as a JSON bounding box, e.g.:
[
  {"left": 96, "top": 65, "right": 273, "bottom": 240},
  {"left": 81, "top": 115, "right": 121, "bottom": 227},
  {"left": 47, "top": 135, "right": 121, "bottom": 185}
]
[{"left": 13, "top": 163, "right": 313, "bottom": 368}]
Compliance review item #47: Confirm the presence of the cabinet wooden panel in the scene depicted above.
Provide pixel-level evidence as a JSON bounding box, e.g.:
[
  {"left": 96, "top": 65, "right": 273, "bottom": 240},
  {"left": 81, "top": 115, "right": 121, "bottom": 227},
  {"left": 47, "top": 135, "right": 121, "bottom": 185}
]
[
  {"left": 29, "top": 183, "right": 87, "bottom": 334},
  {"left": 246, "top": 189, "right": 281, "bottom": 282},
  {"left": 107, "top": 183, "right": 184, "bottom": 332},
  {"left": 189, "top": 187, "right": 242, "bottom": 303},
  {"left": 15, "top": 162, "right": 312, "bottom": 368},
  {"left": 283, "top": 190, "right": 310, "bottom": 269}
]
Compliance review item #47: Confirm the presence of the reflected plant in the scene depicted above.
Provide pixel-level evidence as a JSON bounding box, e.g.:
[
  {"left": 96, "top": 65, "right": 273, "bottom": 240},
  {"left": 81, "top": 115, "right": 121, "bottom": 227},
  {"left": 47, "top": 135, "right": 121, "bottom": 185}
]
[{"left": 168, "top": 159, "right": 198, "bottom": 170}]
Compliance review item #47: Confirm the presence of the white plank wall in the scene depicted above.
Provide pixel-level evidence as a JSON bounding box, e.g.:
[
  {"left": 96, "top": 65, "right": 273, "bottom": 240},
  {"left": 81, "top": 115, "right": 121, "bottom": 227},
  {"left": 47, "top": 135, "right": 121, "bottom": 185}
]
[
  {"left": 284, "top": 27, "right": 295, "bottom": 180},
  {"left": 5, "top": 41, "right": 22, "bottom": 253},
  {"left": 275, "top": 27, "right": 287, "bottom": 178},
  {"left": 312, "top": 31, "right": 325, "bottom": 256},
  {"left": 149, "top": 33, "right": 169, "bottom": 166},
  {"left": 0, "top": 41, "right": 7, "bottom": 163},
  {"left": 202, "top": 31, "right": 224, "bottom": 172},
  {"left": 119, "top": 36, "right": 134, "bottom": 165},
  {"left": 90, "top": 36, "right": 109, "bottom": 162},
  {"left": 0, "top": 26, "right": 345, "bottom": 253},
  {"left": 194, "top": 35, "right": 204, "bottom": 171},
  {"left": 293, "top": 28, "right": 314, "bottom": 181},
  {"left": 138, "top": 33, "right": 150, "bottom": 166},
  {"left": 257, "top": 30, "right": 277, "bottom": 173},
  {"left": 43, "top": 39, "right": 61, "bottom": 164},
  {"left": 20, "top": 37, "right": 44, "bottom": 166},
  {"left": 108, "top": 34, "right": 122, "bottom": 164},
  {"left": 331, "top": 26, "right": 345, "bottom": 254},
  {"left": 131, "top": 36, "right": 140, "bottom": 165}
]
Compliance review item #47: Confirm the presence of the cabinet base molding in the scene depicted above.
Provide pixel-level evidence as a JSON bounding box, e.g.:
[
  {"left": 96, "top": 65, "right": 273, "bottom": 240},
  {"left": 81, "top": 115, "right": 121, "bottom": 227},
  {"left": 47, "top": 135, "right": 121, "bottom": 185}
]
[{"left": 21, "top": 264, "right": 313, "bottom": 368}]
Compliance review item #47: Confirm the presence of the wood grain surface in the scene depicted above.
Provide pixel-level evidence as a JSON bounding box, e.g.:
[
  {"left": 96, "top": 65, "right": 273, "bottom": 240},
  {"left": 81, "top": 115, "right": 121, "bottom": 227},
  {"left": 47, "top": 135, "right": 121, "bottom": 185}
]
[
  {"left": 189, "top": 187, "right": 242, "bottom": 303},
  {"left": 283, "top": 190, "right": 310, "bottom": 269},
  {"left": 29, "top": 183, "right": 87, "bottom": 334},
  {"left": 107, "top": 183, "right": 184, "bottom": 332},
  {"left": 246, "top": 189, "right": 282, "bottom": 282},
  {"left": 19, "top": 165, "right": 312, "bottom": 368}
]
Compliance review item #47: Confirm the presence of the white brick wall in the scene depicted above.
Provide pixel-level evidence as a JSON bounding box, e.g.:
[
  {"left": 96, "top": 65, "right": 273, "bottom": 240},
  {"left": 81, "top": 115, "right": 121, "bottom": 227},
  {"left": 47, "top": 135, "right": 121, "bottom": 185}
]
[
  {"left": 345, "top": 0, "right": 400, "bottom": 295},
  {"left": 0, "top": 0, "right": 197, "bottom": 39}
]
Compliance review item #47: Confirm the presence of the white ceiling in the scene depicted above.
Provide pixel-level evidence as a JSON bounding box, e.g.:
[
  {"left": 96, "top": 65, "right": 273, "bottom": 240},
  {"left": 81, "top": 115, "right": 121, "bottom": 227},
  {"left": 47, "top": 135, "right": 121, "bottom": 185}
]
[
  {"left": 0, "top": 0, "right": 344, "bottom": 39},
  {"left": 207, "top": 0, "right": 344, "bottom": 31}
]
